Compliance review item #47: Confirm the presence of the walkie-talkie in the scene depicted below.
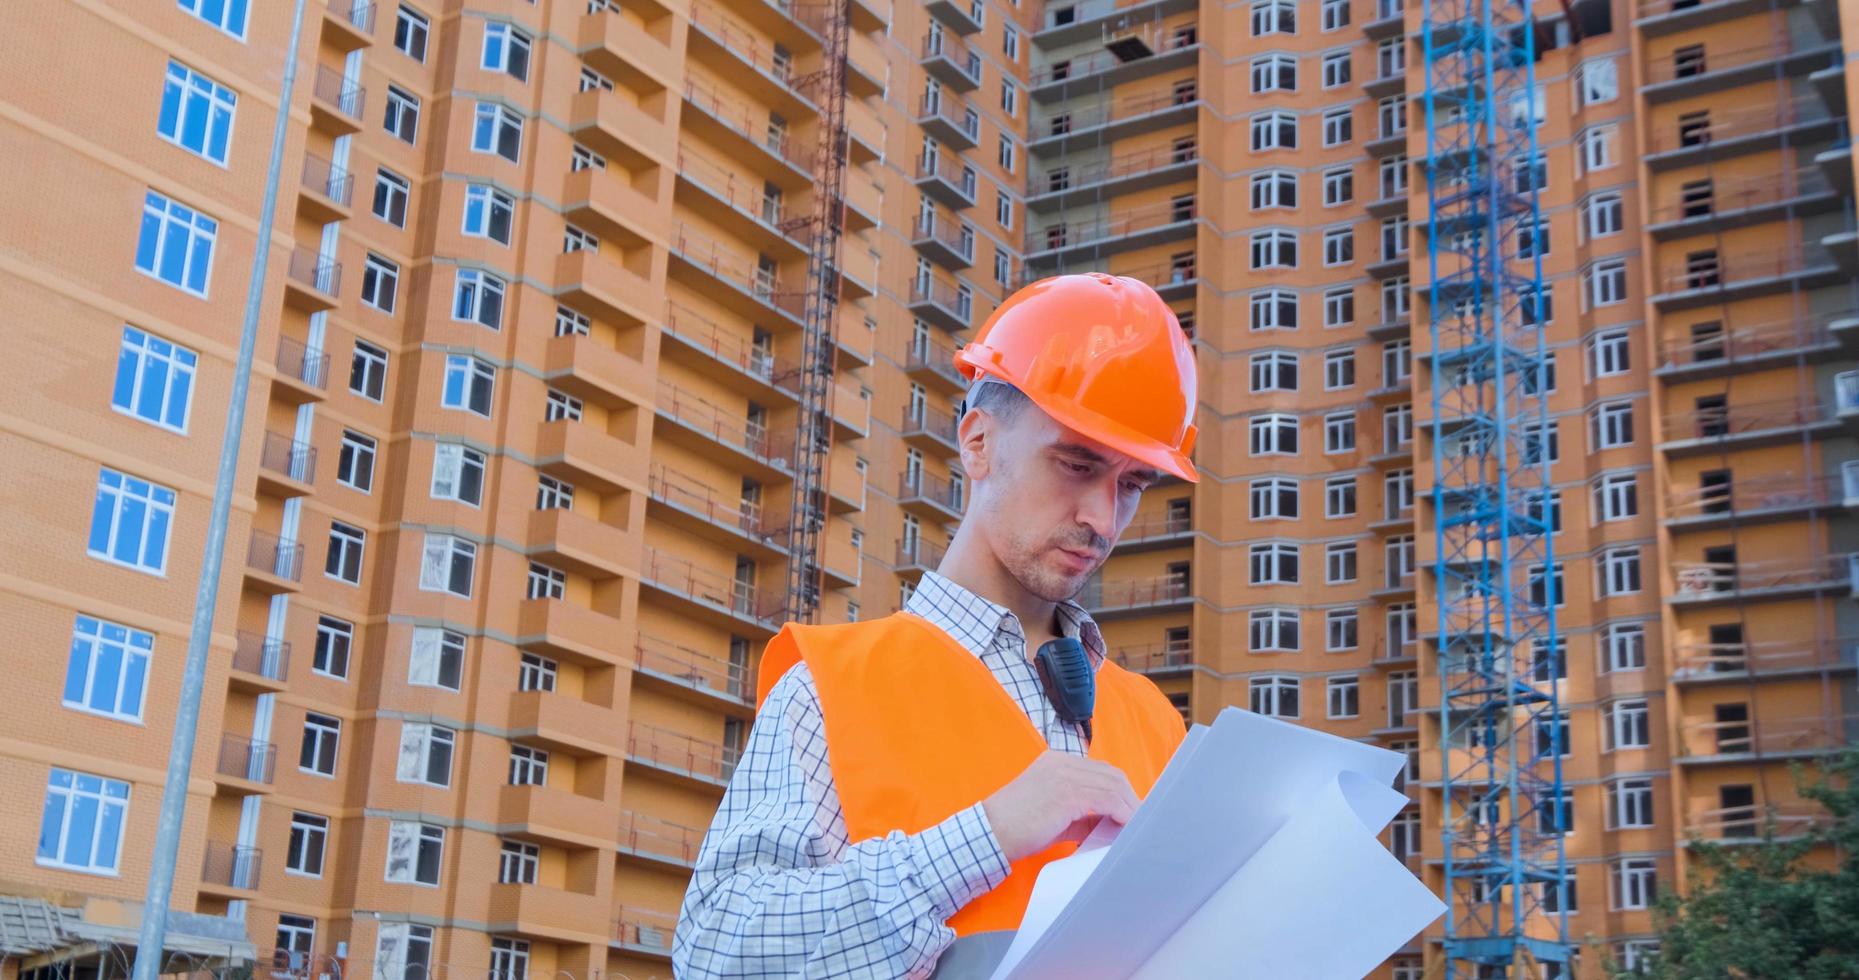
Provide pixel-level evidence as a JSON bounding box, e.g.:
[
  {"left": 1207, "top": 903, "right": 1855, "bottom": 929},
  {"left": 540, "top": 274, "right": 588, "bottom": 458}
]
[{"left": 1034, "top": 636, "right": 1095, "bottom": 742}]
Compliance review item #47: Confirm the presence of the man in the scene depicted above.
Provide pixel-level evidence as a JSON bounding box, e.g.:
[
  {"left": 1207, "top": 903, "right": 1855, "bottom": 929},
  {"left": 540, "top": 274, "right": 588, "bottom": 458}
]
[{"left": 673, "top": 273, "right": 1199, "bottom": 978}]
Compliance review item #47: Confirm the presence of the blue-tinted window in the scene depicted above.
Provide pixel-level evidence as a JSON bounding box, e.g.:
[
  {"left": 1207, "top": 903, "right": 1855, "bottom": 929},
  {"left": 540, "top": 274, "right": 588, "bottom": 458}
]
[
  {"left": 88, "top": 468, "right": 177, "bottom": 574},
  {"left": 37, "top": 768, "right": 130, "bottom": 874},
  {"left": 135, "top": 191, "right": 217, "bottom": 296},
  {"left": 112, "top": 326, "right": 197, "bottom": 432},
  {"left": 158, "top": 61, "right": 237, "bottom": 164},
  {"left": 64, "top": 616, "right": 153, "bottom": 722},
  {"left": 178, "top": 0, "right": 250, "bottom": 39}
]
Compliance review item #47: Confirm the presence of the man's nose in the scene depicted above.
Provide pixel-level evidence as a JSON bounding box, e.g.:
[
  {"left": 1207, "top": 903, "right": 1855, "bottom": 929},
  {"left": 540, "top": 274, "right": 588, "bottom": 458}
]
[{"left": 1074, "top": 478, "right": 1118, "bottom": 541}]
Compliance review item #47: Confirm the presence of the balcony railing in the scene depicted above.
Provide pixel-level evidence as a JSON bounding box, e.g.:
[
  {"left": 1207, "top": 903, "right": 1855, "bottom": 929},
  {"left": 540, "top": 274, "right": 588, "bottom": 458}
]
[
  {"left": 670, "top": 224, "right": 807, "bottom": 320},
  {"left": 1118, "top": 512, "right": 1192, "bottom": 545},
  {"left": 1662, "top": 396, "right": 1833, "bottom": 443},
  {"left": 902, "top": 404, "right": 961, "bottom": 449},
  {"left": 259, "top": 431, "right": 317, "bottom": 485},
  {"left": 635, "top": 632, "right": 751, "bottom": 700},
  {"left": 1658, "top": 310, "right": 1848, "bottom": 370},
  {"left": 908, "top": 276, "right": 973, "bottom": 321},
  {"left": 641, "top": 546, "right": 786, "bottom": 628},
  {"left": 617, "top": 810, "right": 707, "bottom": 866},
  {"left": 913, "top": 213, "right": 976, "bottom": 261},
  {"left": 1665, "top": 472, "right": 1844, "bottom": 521},
  {"left": 327, "top": 0, "right": 377, "bottom": 31},
  {"left": 689, "top": 1, "right": 818, "bottom": 98},
  {"left": 232, "top": 631, "right": 290, "bottom": 681},
  {"left": 1684, "top": 802, "right": 1823, "bottom": 841},
  {"left": 1029, "top": 22, "right": 1198, "bottom": 86},
  {"left": 614, "top": 906, "right": 679, "bottom": 953},
  {"left": 906, "top": 337, "right": 966, "bottom": 387},
  {"left": 285, "top": 247, "right": 341, "bottom": 297},
  {"left": 1649, "top": 168, "right": 1835, "bottom": 226},
  {"left": 201, "top": 842, "right": 261, "bottom": 890},
  {"left": 1671, "top": 637, "right": 1857, "bottom": 679},
  {"left": 656, "top": 382, "right": 796, "bottom": 469},
  {"left": 300, "top": 153, "right": 354, "bottom": 206},
  {"left": 1113, "top": 641, "right": 1192, "bottom": 674},
  {"left": 1031, "top": 199, "right": 1196, "bottom": 253},
  {"left": 684, "top": 77, "right": 814, "bottom": 171},
  {"left": 1034, "top": 144, "right": 1197, "bottom": 197},
  {"left": 677, "top": 147, "right": 810, "bottom": 242},
  {"left": 915, "top": 153, "right": 978, "bottom": 199},
  {"left": 896, "top": 537, "right": 948, "bottom": 570},
  {"left": 898, "top": 469, "right": 964, "bottom": 512},
  {"left": 1078, "top": 574, "right": 1190, "bottom": 611},
  {"left": 216, "top": 733, "right": 277, "bottom": 784},
  {"left": 917, "top": 93, "right": 980, "bottom": 141},
  {"left": 1648, "top": 37, "right": 1836, "bottom": 85},
  {"left": 1670, "top": 553, "right": 1854, "bottom": 598},
  {"left": 663, "top": 302, "right": 796, "bottom": 391},
  {"left": 920, "top": 31, "right": 982, "bottom": 84},
  {"left": 648, "top": 465, "right": 787, "bottom": 543},
  {"left": 1038, "top": 86, "right": 1197, "bottom": 140},
  {"left": 1648, "top": 96, "right": 1832, "bottom": 153},
  {"left": 311, "top": 64, "right": 364, "bottom": 118},
  {"left": 246, "top": 530, "right": 304, "bottom": 582},
  {"left": 1656, "top": 244, "right": 1840, "bottom": 296},
  {"left": 1677, "top": 713, "right": 1858, "bottom": 760},
  {"left": 276, "top": 335, "right": 329, "bottom": 391},
  {"left": 627, "top": 721, "right": 740, "bottom": 783}
]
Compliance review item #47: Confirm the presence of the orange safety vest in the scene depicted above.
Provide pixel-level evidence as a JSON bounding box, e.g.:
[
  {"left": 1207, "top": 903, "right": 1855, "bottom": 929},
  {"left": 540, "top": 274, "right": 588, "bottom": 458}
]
[{"left": 755, "top": 612, "right": 1186, "bottom": 936}]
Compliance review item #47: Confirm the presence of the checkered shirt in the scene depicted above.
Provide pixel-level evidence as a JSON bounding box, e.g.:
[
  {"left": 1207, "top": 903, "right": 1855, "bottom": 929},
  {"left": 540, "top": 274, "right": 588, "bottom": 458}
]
[{"left": 672, "top": 571, "right": 1105, "bottom": 979}]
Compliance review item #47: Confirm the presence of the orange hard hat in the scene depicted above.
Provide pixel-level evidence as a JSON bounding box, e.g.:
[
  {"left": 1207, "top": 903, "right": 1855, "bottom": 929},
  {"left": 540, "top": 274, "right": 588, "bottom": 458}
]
[{"left": 954, "top": 273, "right": 1198, "bottom": 483}]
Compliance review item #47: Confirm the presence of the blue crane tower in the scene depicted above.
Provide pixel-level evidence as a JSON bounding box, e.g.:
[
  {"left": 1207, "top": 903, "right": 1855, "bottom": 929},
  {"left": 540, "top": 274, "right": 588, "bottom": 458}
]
[{"left": 1420, "top": 0, "right": 1570, "bottom": 976}]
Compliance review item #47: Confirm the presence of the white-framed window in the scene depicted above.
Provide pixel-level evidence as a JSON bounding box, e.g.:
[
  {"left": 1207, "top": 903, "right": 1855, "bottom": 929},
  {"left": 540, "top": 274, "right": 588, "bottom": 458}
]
[
  {"left": 1250, "top": 610, "right": 1300, "bottom": 654},
  {"left": 508, "top": 744, "right": 549, "bottom": 785},
  {"left": 564, "top": 224, "right": 600, "bottom": 253},
  {"left": 1380, "top": 340, "right": 1412, "bottom": 390},
  {"left": 1322, "top": 50, "right": 1351, "bottom": 89},
  {"left": 1251, "top": 229, "right": 1297, "bottom": 269},
  {"left": 63, "top": 615, "right": 152, "bottom": 722},
  {"left": 1002, "top": 25, "right": 1019, "bottom": 60},
  {"left": 325, "top": 521, "right": 365, "bottom": 584},
  {"left": 1326, "top": 608, "right": 1359, "bottom": 651},
  {"left": 997, "top": 134, "right": 1016, "bottom": 173},
  {"left": 1324, "top": 411, "right": 1356, "bottom": 453},
  {"left": 472, "top": 102, "right": 524, "bottom": 163},
  {"left": 1589, "top": 400, "right": 1635, "bottom": 449},
  {"left": 1387, "top": 670, "right": 1418, "bottom": 726},
  {"left": 1251, "top": 111, "right": 1298, "bottom": 151},
  {"left": 158, "top": 61, "right": 237, "bottom": 165},
  {"left": 1515, "top": 219, "right": 1549, "bottom": 259},
  {"left": 1379, "top": 154, "right": 1409, "bottom": 199},
  {"left": 1377, "top": 37, "right": 1405, "bottom": 78},
  {"left": 1588, "top": 328, "right": 1630, "bottom": 378},
  {"left": 408, "top": 626, "right": 465, "bottom": 691},
  {"left": 180, "top": 0, "right": 251, "bottom": 38},
  {"left": 384, "top": 821, "right": 444, "bottom": 886},
  {"left": 1250, "top": 289, "right": 1298, "bottom": 331},
  {"left": 1322, "top": 166, "right": 1353, "bottom": 206},
  {"left": 1599, "top": 547, "right": 1643, "bottom": 596},
  {"left": 1389, "top": 809, "right": 1421, "bottom": 864},
  {"left": 1251, "top": 0, "right": 1296, "bottom": 35},
  {"left": 1382, "top": 403, "right": 1413, "bottom": 451},
  {"left": 373, "top": 168, "right": 410, "bottom": 227},
  {"left": 375, "top": 923, "right": 434, "bottom": 980},
  {"left": 88, "top": 468, "right": 176, "bottom": 574},
  {"left": 1325, "top": 542, "right": 1358, "bottom": 584},
  {"left": 1611, "top": 857, "right": 1657, "bottom": 910},
  {"left": 360, "top": 253, "right": 400, "bottom": 312},
  {"left": 996, "top": 192, "right": 1014, "bottom": 229},
  {"left": 462, "top": 185, "right": 514, "bottom": 245},
  {"left": 1325, "top": 476, "right": 1357, "bottom": 518},
  {"left": 1250, "top": 477, "right": 1298, "bottom": 520},
  {"left": 1586, "top": 259, "right": 1629, "bottom": 308},
  {"left": 1321, "top": 106, "right": 1352, "bottom": 146},
  {"left": 526, "top": 561, "right": 566, "bottom": 600},
  {"left": 384, "top": 85, "right": 420, "bottom": 143},
  {"left": 1384, "top": 469, "right": 1414, "bottom": 517},
  {"left": 1577, "top": 123, "right": 1618, "bottom": 174},
  {"left": 1387, "top": 603, "right": 1417, "bottom": 652},
  {"left": 1250, "top": 414, "right": 1299, "bottom": 455},
  {"left": 1250, "top": 542, "right": 1299, "bottom": 585},
  {"left": 286, "top": 812, "right": 329, "bottom": 876},
  {"left": 1530, "top": 635, "right": 1567, "bottom": 683},
  {"left": 1251, "top": 54, "right": 1297, "bottom": 94},
  {"left": 1528, "top": 562, "right": 1566, "bottom": 608},
  {"left": 1508, "top": 85, "right": 1546, "bottom": 127},
  {"left": 499, "top": 840, "right": 540, "bottom": 885},
  {"left": 136, "top": 190, "right": 218, "bottom": 296},
  {"left": 1603, "top": 623, "right": 1647, "bottom": 672},
  {"left": 1381, "top": 276, "right": 1410, "bottom": 321},
  {"left": 394, "top": 4, "right": 430, "bottom": 61},
  {"left": 1251, "top": 170, "right": 1297, "bottom": 210},
  {"left": 419, "top": 533, "right": 476, "bottom": 597},
  {"left": 313, "top": 615, "right": 352, "bottom": 679},
  {"left": 1323, "top": 227, "right": 1354, "bottom": 266},
  {"left": 994, "top": 249, "right": 1010, "bottom": 285},
  {"left": 453, "top": 269, "right": 506, "bottom": 330},
  {"left": 430, "top": 443, "right": 485, "bottom": 506},
  {"left": 518, "top": 653, "right": 557, "bottom": 692},
  {"left": 490, "top": 938, "right": 529, "bottom": 980},
  {"left": 442, "top": 355, "right": 495, "bottom": 416},
  {"left": 535, "top": 474, "right": 574, "bottom": 511},
  {"left": 396, "top": 722, "right": 455, "bottom": 787},
  {"left": 1250, "top": 351, "right": 1298, "bottom": 393},
  {"left": 1605, "top": 697, "right": 1651, "bottom": 750},
  {"left": 545, "top": 388, "right": 584, "bottom": 422},
  {"left": 1577, "top": 58, "right": 1618, "bottom": 106},
  {"left": 1523, "top": 419, "right": 1560, "bottom": 464},
  {"left": 1325, "top": 287, "right": 1355, "bottom": 327},
  {"left": 1377, "top": 95, "right": 1407, "bottom": 137},
  {"left": 300, "top": 712, "right": 340, "bottom": 775},
  {"left": 1321, "top": 0, "right": 1350, "bottom": 31},
  {"left": 1249, "top": 673, "right": 1300, "bottom": 715},
  {"left": 337, "top": 430, "right": 377, "bottom": 492},
  {"left": 112, "top": 326, "right": 198, "bottom": 432},
  {"left": 1592, "top": 472, "right": 1638, "bottom": 522},
  {"left": 36, "top": 768, "right": 130, "bottom": 875},
  {"left": 482, "top": 22, "right": 533, "bottom": 81},
  {"left": 579, "top": 65, "right": 615, "bottom": 94},
  {"left": 1324, "top": 349, "right": 1355, "bottom": 389},
  {"left": 555, "top": 305, "right": 590, "bottom": 338},
  {"left": 1327, "top": 674, "right": 1360, "bottom": 718},
  {"left": 1608, "top": 777, "right": 1655, "bottom": 829},
  {"left": 1379, "top": 215, "right": 1409, "bottom": 259},
  {"left": 350, "top": 341, "right": 387, "bottom": 401},
  {"left": 1582, "top": 191, "right": 1623, "bottom": 240},
  {"left": 1384, "top": 535, "right": 1415, "bottom": 585},
  {"left": 570, "top": 143, "right": 606, "bottom": 172}
]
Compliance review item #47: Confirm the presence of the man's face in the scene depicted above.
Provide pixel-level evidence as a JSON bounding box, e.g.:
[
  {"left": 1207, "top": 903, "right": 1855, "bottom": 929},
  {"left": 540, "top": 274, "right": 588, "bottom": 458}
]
[{"left": 968, "top": 403, "right": 1164, "bottom": 603}]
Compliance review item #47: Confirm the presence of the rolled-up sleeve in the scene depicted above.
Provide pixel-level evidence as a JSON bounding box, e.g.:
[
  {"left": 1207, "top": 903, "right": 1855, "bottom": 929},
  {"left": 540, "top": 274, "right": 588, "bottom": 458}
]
[{"left": 673, "top": 663, "right": 1012, "bottom": 979}]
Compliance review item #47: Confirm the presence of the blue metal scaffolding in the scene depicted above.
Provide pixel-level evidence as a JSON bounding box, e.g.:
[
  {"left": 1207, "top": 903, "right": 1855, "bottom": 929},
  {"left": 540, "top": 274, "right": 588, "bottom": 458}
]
[{"left": 1420, "top": 1, "right": 1570, "bottom": 976}]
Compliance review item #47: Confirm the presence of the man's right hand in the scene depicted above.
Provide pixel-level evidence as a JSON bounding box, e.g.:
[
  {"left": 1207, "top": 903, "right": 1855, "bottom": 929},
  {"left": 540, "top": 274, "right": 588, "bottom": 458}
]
[{"left": 981, "top": 750, "right": 1141, "bottom": 863}]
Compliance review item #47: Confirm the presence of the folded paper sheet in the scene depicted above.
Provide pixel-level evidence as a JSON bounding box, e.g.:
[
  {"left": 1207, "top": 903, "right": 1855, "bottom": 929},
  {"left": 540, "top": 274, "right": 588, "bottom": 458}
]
[{"left": 989, "top": 708, "right": 1446, "bottom": 979}]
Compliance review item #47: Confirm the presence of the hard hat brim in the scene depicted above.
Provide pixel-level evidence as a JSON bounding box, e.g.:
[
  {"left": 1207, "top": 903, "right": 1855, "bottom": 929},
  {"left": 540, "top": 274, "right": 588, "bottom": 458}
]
[{"left": 981, "top": 364, "right": 1200, "bottom": 484}]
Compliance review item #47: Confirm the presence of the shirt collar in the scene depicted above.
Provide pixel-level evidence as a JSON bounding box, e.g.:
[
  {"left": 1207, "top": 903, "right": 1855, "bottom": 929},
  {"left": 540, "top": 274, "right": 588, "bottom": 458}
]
[{"left": 906, "top": 571, "right": 1106, "bottom": 669}]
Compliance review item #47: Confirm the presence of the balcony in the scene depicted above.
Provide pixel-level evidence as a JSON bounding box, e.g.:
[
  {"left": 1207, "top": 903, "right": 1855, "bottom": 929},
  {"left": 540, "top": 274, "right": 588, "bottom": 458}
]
[
  {"left": 613, "top": 906, "right": 678, "bottom": 961},
  {"left": 320, "top": 0, "right": 375, "bottom": 51},
  {"left": 1112, "top": 641, "right": 1192, "bottom": 677},
  {"left": 661, "top": 305, "right": 797, "bottom": 404},
  {"left": 682, "top": 78, "right": 812, "bottom": 178},
  {"left": 1664, "top": 472, "right": 1848, "bottom": 530},
  {"left": 579, "top": 6, "right": 679, "bottom": 92},
  {"left": 1027, "top": 200, "right": 1196, "bottom": 265},
  {"left": 1683, "top": 802, "right": 1824, "bottom": 844},
  {"left": 912, "top": 213, "right": 976, "bottom": 270},
  {"left": 1646, "top": 97, "right": 1839, "bottom": 169},
  {"left": 1672, "top": 637, "right": 1858, "bottom": 685},
  {"left": 528, "top": 507, "right": 632, "bottom": 581},
  {"left": 230, "top": 631, "right": 289, "bottom": 692},
  {"left": 1643, "top": 38, "right": 1840, "bottom": 102},
  {"left": 626, "top": 721, "right": 738, "bottom": 789},
  {"left": 308, "top": 65, "right": 364, "bottom": 134},
  {"left": 282, "top": 247, "right": 340, "bottom": 312},
  {"left": 849, "top": 0, "right": 890, "bottom": 31},
  {"left": 1032, "top": 23, "right": 1200, "bottom": 98},
  {"left": 534, "top": 418, "right": 645, "bottom": 494},
  {"left": 846, "top": 31, "right": 887, "bottom": 99},
  {"left": 1658, "top": 396, "right": 1840, "bottom": 456},
  {"left": 214, "top": 733, "right": 276, "bottom": 794},
  {"left": 901, "top": 404, "right": 961, "bottom": 456},
  {"left": 1077, "top": 574, "right": 1192, "bottom": 617},
  {"left": 1636, "top": 0, "right": 1822, "bottom": 37},
  {"left": 838, "top": 245, "right": 878, "bottom": 305},
  {"left": 199, "top": 842, "right": 261, "bottom": 897},
  {"left": 915, "top": 153, "right": 978, "bottom": 209},
  {"left": 1032, "top": 88, "right": 1200, "bottom": 155},
  {"left": 541, "top": 330, "right": 651, "bottom": 412},
  {"left": 561, "top": 167, "right": 661, "bottom": 255},
  {"left": 1029, "top": 144, "right": 1198, "bottom": 213},
  {"left": 906, "top": 337, "right": 967, "bottom": 393},
  {"left": 1675, "top": 712, "right": 1858, "bottom": 766},
  {"left": 898, "top": 470, "right": 964, "bottom": 524},
  {"left": 244, "top": 530, "right": 304, "bottom": 595},
  {"left": 638, "top": 547, "right": 786, "bottom": 635},
  {"left": 1364, "top": 0, "right": 1406, "bottom": 38},
  {"left": 570, "top": 87, "right": 672, "bottom": 169},
  {"left": 669, "top": 224, "right": 807, "bottom": 327},
  {"left": 654, "top": 382, "right": 795, "bottom": 479},
  {"left": 831, "top": 381, "right": 871, "bottom": 440},
  {"left": 497, "top": 783, "right": 614, "bottom": 847},
  {"left": 1114, "top": 512, "right": 1192, "bottom": 553},
  {"left": 554, "top": 248, "right": 656, "bottom": 331},
  {"left": 675, "top": 147, "right": 811, "bottom": 258},
  {"left": 926, "top": 0, "right": 983, "bottom": 33},
  {"left": 297, "top": 153, "right": 353, "bottom": 223},
  {"left": 256, "top": 431, "right": 316, "bottom": 498},
  {"left": 1647, "top": 169, "right": 1842, "bottom": 240},
  {"left": 1034, "top": 0, "right": 1196, "bottom": 47},
  {"left": 272, "top": 335, "right": 329, "bottom": 404},
  {"left": 488, "top": 882, "right": 608, "bottom": 944},
  {"left": 908, "top": 276, "right": 974, "bottom": 333},
  {"left": 827, "top": 454, "right": 867, "bottom": 513},
  {"left": 1655, "top": 311, "right": 1846, "bottom": 382},
  {"left": 846, "top": 100, "right": 885, "bottom": 165},
  {"left": 916, "top": 92, "right": 979, "bottom": 149},
  {"left": 634, "top": 632, "right": 754, "bottom": 709},
  {"left": 650, "top": 471, "right": 786, "bottom": 564},
  {"left": 1102, "top": 259, "right": 1199, "bottom": 302},
  {"left": 618, "top": 809, "right": 707, "bottom": 869},
  {"left": 1668, "top": 552, "right": 1855, "bottom": 607},
  {"left": 508, "top": 689, "right": 622, "bottom": 756},
  {"left": 895, "top": 537, "right": 947, "bottom": 578},
  {"left": 515, "top": 597, "right": 626, "bottom": 668},
  {"left": 921, "top": 31, "right": 982, "bottom": 90}
]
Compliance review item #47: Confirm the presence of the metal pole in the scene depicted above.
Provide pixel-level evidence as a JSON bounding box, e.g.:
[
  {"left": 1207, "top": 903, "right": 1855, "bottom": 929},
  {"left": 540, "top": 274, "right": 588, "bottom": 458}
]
[{"left": 131, "top": 0, "right": 310, "bottom": 975}]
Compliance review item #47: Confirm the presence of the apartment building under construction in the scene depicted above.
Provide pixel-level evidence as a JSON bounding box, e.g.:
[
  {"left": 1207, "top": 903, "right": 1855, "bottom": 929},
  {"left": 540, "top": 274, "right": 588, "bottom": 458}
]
[{"left": 0, "top": 0, "right": 1852, "bottom": 976}]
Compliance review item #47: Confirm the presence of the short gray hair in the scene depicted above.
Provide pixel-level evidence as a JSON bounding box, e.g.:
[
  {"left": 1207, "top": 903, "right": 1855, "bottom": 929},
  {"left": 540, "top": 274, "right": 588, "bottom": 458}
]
[{"left": 961, "top": 378, "right": 1032, "bottom": 423}]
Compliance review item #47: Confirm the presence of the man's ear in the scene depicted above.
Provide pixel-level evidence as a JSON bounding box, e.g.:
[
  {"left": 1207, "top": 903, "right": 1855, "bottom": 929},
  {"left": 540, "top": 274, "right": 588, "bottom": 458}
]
[{"left": 957, "top": 408, "right": 992, "bottom": 481}]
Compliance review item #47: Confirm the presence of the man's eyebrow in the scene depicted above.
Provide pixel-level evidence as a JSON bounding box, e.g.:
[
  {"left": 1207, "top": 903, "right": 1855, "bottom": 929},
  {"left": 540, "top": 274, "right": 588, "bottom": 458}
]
[{"left": 1051, "top": 442, "right": 1110, "bottom": 465}]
